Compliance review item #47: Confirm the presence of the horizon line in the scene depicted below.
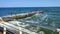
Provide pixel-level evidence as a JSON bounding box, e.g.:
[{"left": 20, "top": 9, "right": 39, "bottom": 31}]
[{"left": 0, "top": 6, "right": 60, "bottom": 8}]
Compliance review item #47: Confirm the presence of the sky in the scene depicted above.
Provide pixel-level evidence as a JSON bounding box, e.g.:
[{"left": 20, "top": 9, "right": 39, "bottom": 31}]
[{"left": 0, "top": 0, "right": 60, "bottom": 7}]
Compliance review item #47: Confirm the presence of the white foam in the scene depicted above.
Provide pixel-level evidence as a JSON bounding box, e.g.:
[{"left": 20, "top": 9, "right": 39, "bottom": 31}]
[{"left": 57, "top": 29, "right": 60, "bottom": 32}]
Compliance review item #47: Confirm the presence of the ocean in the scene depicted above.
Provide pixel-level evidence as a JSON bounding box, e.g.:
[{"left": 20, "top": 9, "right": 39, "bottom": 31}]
[
  {"left": 0, "top": 7, "right": 60, "bottom": 16},
  {"left": 0, "top": 7, "right": 60, "bottom": 34},
  {"left": 0, "top": 7, "right": 60, "bottom": 28}
]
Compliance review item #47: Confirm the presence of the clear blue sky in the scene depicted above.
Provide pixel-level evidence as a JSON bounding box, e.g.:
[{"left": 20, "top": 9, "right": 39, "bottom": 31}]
[{"left": 0, "top": 0, "right": 60, "bottom": 7}]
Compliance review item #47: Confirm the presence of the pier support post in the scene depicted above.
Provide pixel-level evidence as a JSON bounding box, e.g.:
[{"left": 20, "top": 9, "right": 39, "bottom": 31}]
[
  {"left": 59, "top": 32, "right": 60, "bottom": 34},
  {"left": 19, "top": 27, "right": 22, "bottom": 34},
  {"left": 0, "top": 17, "right": 7, "bottom": 34},
  {"left": 16, "top": 21, "right": 22, "bottom": 34},
  {"left": 57, "top": 29, "right": 60, "bottom": 34},
  {"left": 3, "top": 27, "right": 6, "bottom": 34}
]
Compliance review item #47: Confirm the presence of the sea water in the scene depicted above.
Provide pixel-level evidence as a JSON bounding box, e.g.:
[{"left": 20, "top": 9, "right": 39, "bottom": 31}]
[
  {"left": 0, "top": 7, "right": 60, "bottom": 34},
  {"left": 0, "top": 7, "right": 60, "bottom": 29}
]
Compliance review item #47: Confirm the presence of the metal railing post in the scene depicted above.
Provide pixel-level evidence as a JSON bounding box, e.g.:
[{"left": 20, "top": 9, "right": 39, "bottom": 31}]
[
  {"left": 57, "top": 29, "right": 60, "bottom": 34},
  {"left": 3, "top": 27, "right": 6, "bottom": 34},
  {"left": 16, "top": 21, "right": 22, "bottom": 34},
  {"left": 0, "top": 17, "right": 7, "bottom": 34}
]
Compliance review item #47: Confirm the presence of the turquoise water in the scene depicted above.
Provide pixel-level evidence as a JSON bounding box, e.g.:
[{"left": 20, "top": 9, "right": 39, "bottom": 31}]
[{"left": 0, "top": 7, "right": 60, "bottom": 28}]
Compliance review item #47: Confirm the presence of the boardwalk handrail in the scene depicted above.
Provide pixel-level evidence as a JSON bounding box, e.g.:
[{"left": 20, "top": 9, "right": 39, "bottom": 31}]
[{"left": 0, "top": 21, "right": 40, "bottom": 34}]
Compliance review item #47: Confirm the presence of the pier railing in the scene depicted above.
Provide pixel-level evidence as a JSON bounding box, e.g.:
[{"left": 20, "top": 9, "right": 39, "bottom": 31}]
[
  {"left": 0, "top": 21, "right": 42, "bottom": 34},
  {"left": 0, "top": 20, "right": 60, "bottom": 34}
]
